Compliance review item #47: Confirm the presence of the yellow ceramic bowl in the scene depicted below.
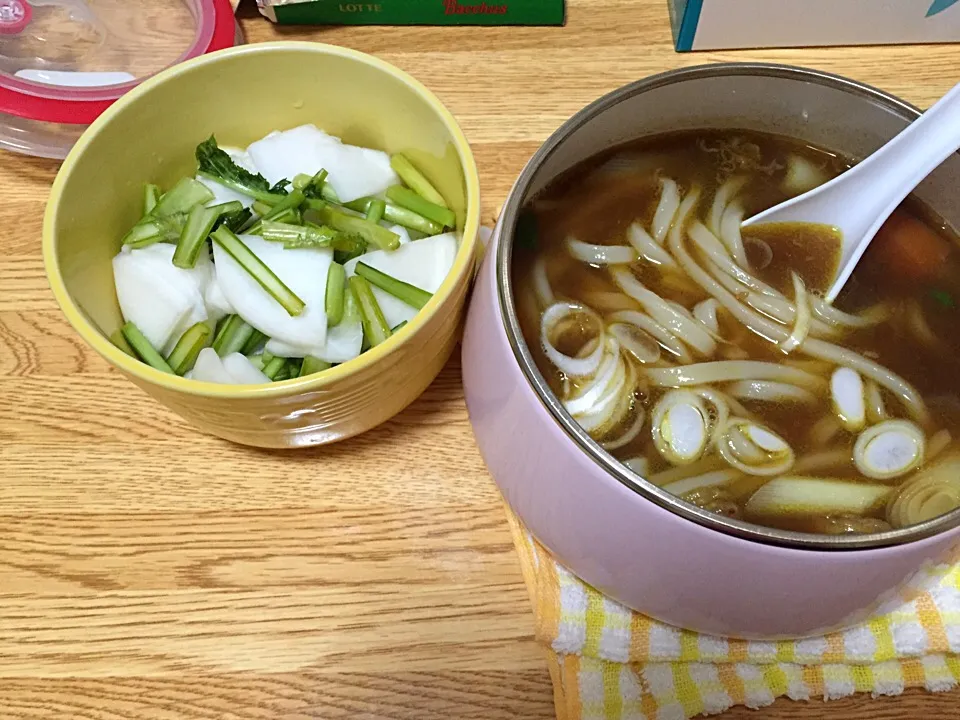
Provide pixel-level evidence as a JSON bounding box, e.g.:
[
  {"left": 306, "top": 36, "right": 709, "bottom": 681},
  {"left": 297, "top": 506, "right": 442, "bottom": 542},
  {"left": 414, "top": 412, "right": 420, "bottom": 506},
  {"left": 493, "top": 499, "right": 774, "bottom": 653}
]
[{"left": 43, "top": 42, "right": 481, "bottom": 448}]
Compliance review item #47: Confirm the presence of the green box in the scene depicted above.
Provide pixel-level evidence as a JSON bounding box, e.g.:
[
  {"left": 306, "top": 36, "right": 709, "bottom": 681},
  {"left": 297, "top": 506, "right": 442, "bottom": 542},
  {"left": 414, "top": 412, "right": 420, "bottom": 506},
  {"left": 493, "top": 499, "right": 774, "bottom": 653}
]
[{"left": 256, "top": 0, "right": 566, "bottom": 26}]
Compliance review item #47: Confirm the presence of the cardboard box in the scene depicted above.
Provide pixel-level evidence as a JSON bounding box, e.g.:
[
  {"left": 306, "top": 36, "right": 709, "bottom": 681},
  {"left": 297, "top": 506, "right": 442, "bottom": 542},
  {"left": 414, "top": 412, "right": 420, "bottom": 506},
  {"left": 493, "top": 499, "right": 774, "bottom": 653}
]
[
  {"left": 256, "top": 0, "right": 565, "bottom": 25},
  {"left": 669, "top": 0, "right": 960, "bottom": 51}
]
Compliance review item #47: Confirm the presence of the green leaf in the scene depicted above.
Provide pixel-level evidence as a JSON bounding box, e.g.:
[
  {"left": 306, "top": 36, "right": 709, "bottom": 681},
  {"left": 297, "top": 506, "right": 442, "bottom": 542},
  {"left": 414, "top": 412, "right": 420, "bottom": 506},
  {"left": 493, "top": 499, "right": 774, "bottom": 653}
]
[{"left": 196, "top": 135, "right": 278, "bottom": 196}]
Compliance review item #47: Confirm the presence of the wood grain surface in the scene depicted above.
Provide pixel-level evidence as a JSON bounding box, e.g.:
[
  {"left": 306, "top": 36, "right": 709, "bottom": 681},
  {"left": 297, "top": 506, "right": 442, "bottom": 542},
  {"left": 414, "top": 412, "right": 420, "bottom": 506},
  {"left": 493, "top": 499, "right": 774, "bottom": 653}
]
[{"left": 2, "top": 1, "right": 959, "bottom": 717}]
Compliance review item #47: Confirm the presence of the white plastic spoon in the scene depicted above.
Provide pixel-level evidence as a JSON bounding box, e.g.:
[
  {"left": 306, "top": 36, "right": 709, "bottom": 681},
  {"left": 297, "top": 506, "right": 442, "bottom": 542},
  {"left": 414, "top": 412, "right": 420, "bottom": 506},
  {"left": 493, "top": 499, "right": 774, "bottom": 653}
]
[{"left": 742, "top": 80, "right": 960, "bottom": 303}]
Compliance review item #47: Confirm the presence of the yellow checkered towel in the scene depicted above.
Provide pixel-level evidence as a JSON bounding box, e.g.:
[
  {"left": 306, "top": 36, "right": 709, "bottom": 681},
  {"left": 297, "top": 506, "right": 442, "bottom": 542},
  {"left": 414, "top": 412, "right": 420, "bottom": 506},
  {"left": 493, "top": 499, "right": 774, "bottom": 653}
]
[{"left": 504, "top": 506, "right": 960, "bottom": 720}]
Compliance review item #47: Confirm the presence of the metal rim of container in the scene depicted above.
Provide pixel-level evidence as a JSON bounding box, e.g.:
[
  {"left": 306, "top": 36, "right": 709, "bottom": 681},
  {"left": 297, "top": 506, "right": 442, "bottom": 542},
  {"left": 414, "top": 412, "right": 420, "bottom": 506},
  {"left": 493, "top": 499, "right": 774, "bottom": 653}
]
[
  {"left": 0, "top": 0, "right": 236, "bottom": 124},
  {"left": 495, "top": 61, "right": 960, "bottom": 551}
]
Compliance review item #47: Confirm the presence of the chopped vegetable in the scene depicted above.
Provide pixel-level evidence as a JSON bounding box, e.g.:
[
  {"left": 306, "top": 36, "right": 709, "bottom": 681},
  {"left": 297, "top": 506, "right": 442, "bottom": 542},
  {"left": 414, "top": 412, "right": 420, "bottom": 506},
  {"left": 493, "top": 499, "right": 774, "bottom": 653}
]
[
  {"left": 868, "top": 210, "right": 952, "bottom": 286},
  {"left": 247, "top": 124, "right": 399, "bottom": 203},
  {"left": 262, "top": 355, "right": 288, "bottom": 380},
  {"left": 213, "top": 233, "right": 331, "bottom": 348},
  {"left": 121, "top": 214, "right": 183, "bottom": 248},
  {"left": 110, "top": 328, "right": 136, "bottom": 357},
  {"left": 260, "top": 220, "right": 351, "bottom": 251},
  {"left": 166, "top": 321, "right": 212, "bottom": 375},
  {"left": 325, "top": 262, "right": 346, "bottom": 326},
  {"left": 830, "top": 367, "right": 866, "bottom": 432},
  {"left": 887, "top": 453, "right": 960, "bottom": 528},
  {"left": 386, "top": 185, "right": 456, "bottom": 229},
  {"left": 173, "top": 204, "right": 220, "bottom": 269},
  {"left": 241, "top": 329, "right": 267, "bottom": 355},
  {"left": 300, "top": 356, "right": 332, "bottom": 377},
  {"left": 143, "top": 183, "right": 160, "bottom": 215},
  {"left": 222, "top": 352, "right": 272, "bottom": 384},
  {"left": 309, "top": 204, "right": 401, "bottom": 251},
  {"left": 211, "top": 226, "right": 306, "bottom": 317},
  {"left": 391, "top": 321, "right": 407, "bottom": 334},
  {"left": 113, "top": 243, "right": 209, "bottom": 353},
  {"left": 214, "top": 205, "right": 253, "bottom": 234},
  {"left": 390, "top": 154, "right": 448, "bottom": 207},
  {"left": 344, "top": 232, "right": 457, "bottom": 328},
  {"left": 121, "top": 322, "right": 174, "bottom": 374},
  {"left": 153, "top": 177, "right": 214, "bottom": 218},
  {"left": 745, "top": 476, "right": 891, "bottom": 518},
  {"left": 212, "top": 314, "right": 257, "bottom": 357},
  {"left": 261, "top": 189, "right": 305, "bottom": 221},
  {"left": 355, "top": 261, "right": 432, "bottom": 309},
  {"left": 350, "top": 275, "right": 391, "bottom": 347},
  {"left": 299, "top": 169, "right": 328, "bottom": 197},
  {"left": 344, "top": 196, "right": 443, "bottom": 235},
  {"left": 853, "top": 420, "right": 925, "bottom": 481},
  {"left": 365, "top": 198, "right": 386, "bottom": 224},
  {"left": 196, "top": 135, "right": 284, "bottom": 203}
]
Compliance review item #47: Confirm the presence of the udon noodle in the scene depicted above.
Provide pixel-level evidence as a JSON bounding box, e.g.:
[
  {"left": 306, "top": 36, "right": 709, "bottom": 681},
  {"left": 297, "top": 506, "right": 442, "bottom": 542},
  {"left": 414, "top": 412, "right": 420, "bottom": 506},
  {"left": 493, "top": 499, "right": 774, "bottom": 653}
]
[{"left": 514, "top": 130, "right": 960, "bottom": 535}]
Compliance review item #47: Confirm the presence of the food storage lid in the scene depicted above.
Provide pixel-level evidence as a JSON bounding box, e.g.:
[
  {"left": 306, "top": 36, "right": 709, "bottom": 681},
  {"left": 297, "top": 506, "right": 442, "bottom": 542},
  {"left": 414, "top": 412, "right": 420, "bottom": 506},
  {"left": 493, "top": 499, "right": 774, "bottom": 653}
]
[{"left": 0, "top": 0, "right": 237, "bottom": 156}]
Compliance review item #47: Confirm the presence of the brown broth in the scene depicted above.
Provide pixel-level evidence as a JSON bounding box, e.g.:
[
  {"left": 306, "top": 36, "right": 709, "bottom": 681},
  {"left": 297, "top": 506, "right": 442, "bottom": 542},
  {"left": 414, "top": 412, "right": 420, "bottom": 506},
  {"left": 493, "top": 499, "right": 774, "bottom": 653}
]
[{"left": 513, "top": 129, "right": 960, "bottom": 534}]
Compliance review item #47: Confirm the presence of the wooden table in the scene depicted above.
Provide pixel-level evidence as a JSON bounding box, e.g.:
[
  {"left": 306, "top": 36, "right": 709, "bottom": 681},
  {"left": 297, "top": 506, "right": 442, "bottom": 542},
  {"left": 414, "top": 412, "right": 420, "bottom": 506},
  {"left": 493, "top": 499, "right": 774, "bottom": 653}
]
[{"left": 2, "top": 1, "right": 959, "bottom": 717}]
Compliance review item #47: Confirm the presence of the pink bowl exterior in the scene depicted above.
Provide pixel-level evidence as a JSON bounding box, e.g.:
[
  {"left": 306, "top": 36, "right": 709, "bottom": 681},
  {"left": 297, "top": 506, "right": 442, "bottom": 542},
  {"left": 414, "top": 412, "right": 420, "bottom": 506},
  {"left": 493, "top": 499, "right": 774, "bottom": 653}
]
[{"left": 462, "top": 224, "right": 960, "bottom": 640}]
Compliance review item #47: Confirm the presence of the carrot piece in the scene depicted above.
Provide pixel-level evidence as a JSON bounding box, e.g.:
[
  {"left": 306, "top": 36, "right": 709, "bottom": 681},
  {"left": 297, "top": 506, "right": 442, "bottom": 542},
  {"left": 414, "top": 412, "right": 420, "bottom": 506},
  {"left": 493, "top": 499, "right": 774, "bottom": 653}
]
[{"left": 868, "top": 211, "right": 952, "bottom": 285}]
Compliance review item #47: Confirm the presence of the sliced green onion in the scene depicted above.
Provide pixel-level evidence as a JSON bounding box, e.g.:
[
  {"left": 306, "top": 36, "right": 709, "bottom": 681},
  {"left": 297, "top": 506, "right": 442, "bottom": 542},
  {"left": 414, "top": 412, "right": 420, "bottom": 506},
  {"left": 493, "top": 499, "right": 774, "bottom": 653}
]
[
  {"left": 247, "top": 353, "right": 265, "bottom": 371},
  {"left": 310, "top": 205, "right": 400, "bottom": 251},
  {"left": 365, "top": 198, "right": 386, "bottom": 224},
  {"left": 262, "top": 355, "right": 288, "bottom": 380},
  {"left": 390, "top": 154, "right": 447, "bottom": 207},
  {"left": 153, "top": 177, "right": 214, "bottom": 218},
  {"left": 325, "top": 263, "right": 346, "bottom": 326},
  {"left": 121, "top": 322, "right": 174, "bottom": 373},
  {"left": 211, "top": 226, "right": 306, "bottom": 316},
  {"left": 391, "top": 321, "right": 408, "bottom": 334},
  {"left": 173, "top": 204, "right": 220, "bottom": 268},
  {"left": 166, "top": 321, "right": 212, "bottom": 375},
  {"left": 300, "top": 355, "right": 332, "bottom": 377},
  {"left": 110, "top": 328, "right": 136, "bottom": 357},
  {"left": 212, "top": 314, "right": 257, "bottom": 356},
  {"left": 143, "top": 184, "right": 160, "bottom": 215},
  {"left": 386, "top": 185, "right": 455, "bottom": 229},
  {"left": 355, "top": 261, "right": 432, "bottom": 309},
  {"left": 285, "top": 358, "right": 303, "bottom": 378},
  {"left": 350, "top": 275, "right": 391, "bottom": 347}
]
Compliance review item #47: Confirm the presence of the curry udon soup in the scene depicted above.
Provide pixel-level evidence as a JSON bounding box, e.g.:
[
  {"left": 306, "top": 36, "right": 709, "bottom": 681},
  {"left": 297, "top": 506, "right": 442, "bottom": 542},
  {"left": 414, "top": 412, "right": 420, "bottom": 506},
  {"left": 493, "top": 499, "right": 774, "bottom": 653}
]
[{"left": 513, "top": 129, "right": 960, "bottom": 536}]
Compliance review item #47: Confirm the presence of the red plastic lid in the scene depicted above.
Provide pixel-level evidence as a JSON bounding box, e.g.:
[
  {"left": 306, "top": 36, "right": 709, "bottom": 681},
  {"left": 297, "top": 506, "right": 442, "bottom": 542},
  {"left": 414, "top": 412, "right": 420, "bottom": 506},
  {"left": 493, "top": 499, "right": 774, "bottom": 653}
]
[
  {"left": 0, "top": 0, "right": 236, "bottom": 125},
  {"left": 0, "top": 1, "right": 32, "bottom": 35}
]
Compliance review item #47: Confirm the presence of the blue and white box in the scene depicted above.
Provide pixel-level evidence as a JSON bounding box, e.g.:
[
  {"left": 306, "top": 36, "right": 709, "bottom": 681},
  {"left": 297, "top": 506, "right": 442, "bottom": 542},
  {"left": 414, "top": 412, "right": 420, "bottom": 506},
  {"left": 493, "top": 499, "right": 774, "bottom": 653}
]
[{"left": 669, "top": 0, "right": 960, "bottom": 52}]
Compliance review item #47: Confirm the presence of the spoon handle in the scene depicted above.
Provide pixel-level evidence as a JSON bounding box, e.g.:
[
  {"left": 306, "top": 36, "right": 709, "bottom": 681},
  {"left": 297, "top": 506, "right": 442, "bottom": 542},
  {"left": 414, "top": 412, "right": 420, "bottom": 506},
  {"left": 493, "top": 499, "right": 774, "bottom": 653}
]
[{"left": 853, "top": 80, "right": 960, "bottom": 219}]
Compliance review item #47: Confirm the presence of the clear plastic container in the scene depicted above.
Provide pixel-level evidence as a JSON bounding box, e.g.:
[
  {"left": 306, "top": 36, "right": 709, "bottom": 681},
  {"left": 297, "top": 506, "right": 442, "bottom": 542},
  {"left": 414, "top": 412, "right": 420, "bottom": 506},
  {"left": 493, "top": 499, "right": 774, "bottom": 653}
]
[{"left": 0, "top": 0, "right": 240, "bottom": 158}]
